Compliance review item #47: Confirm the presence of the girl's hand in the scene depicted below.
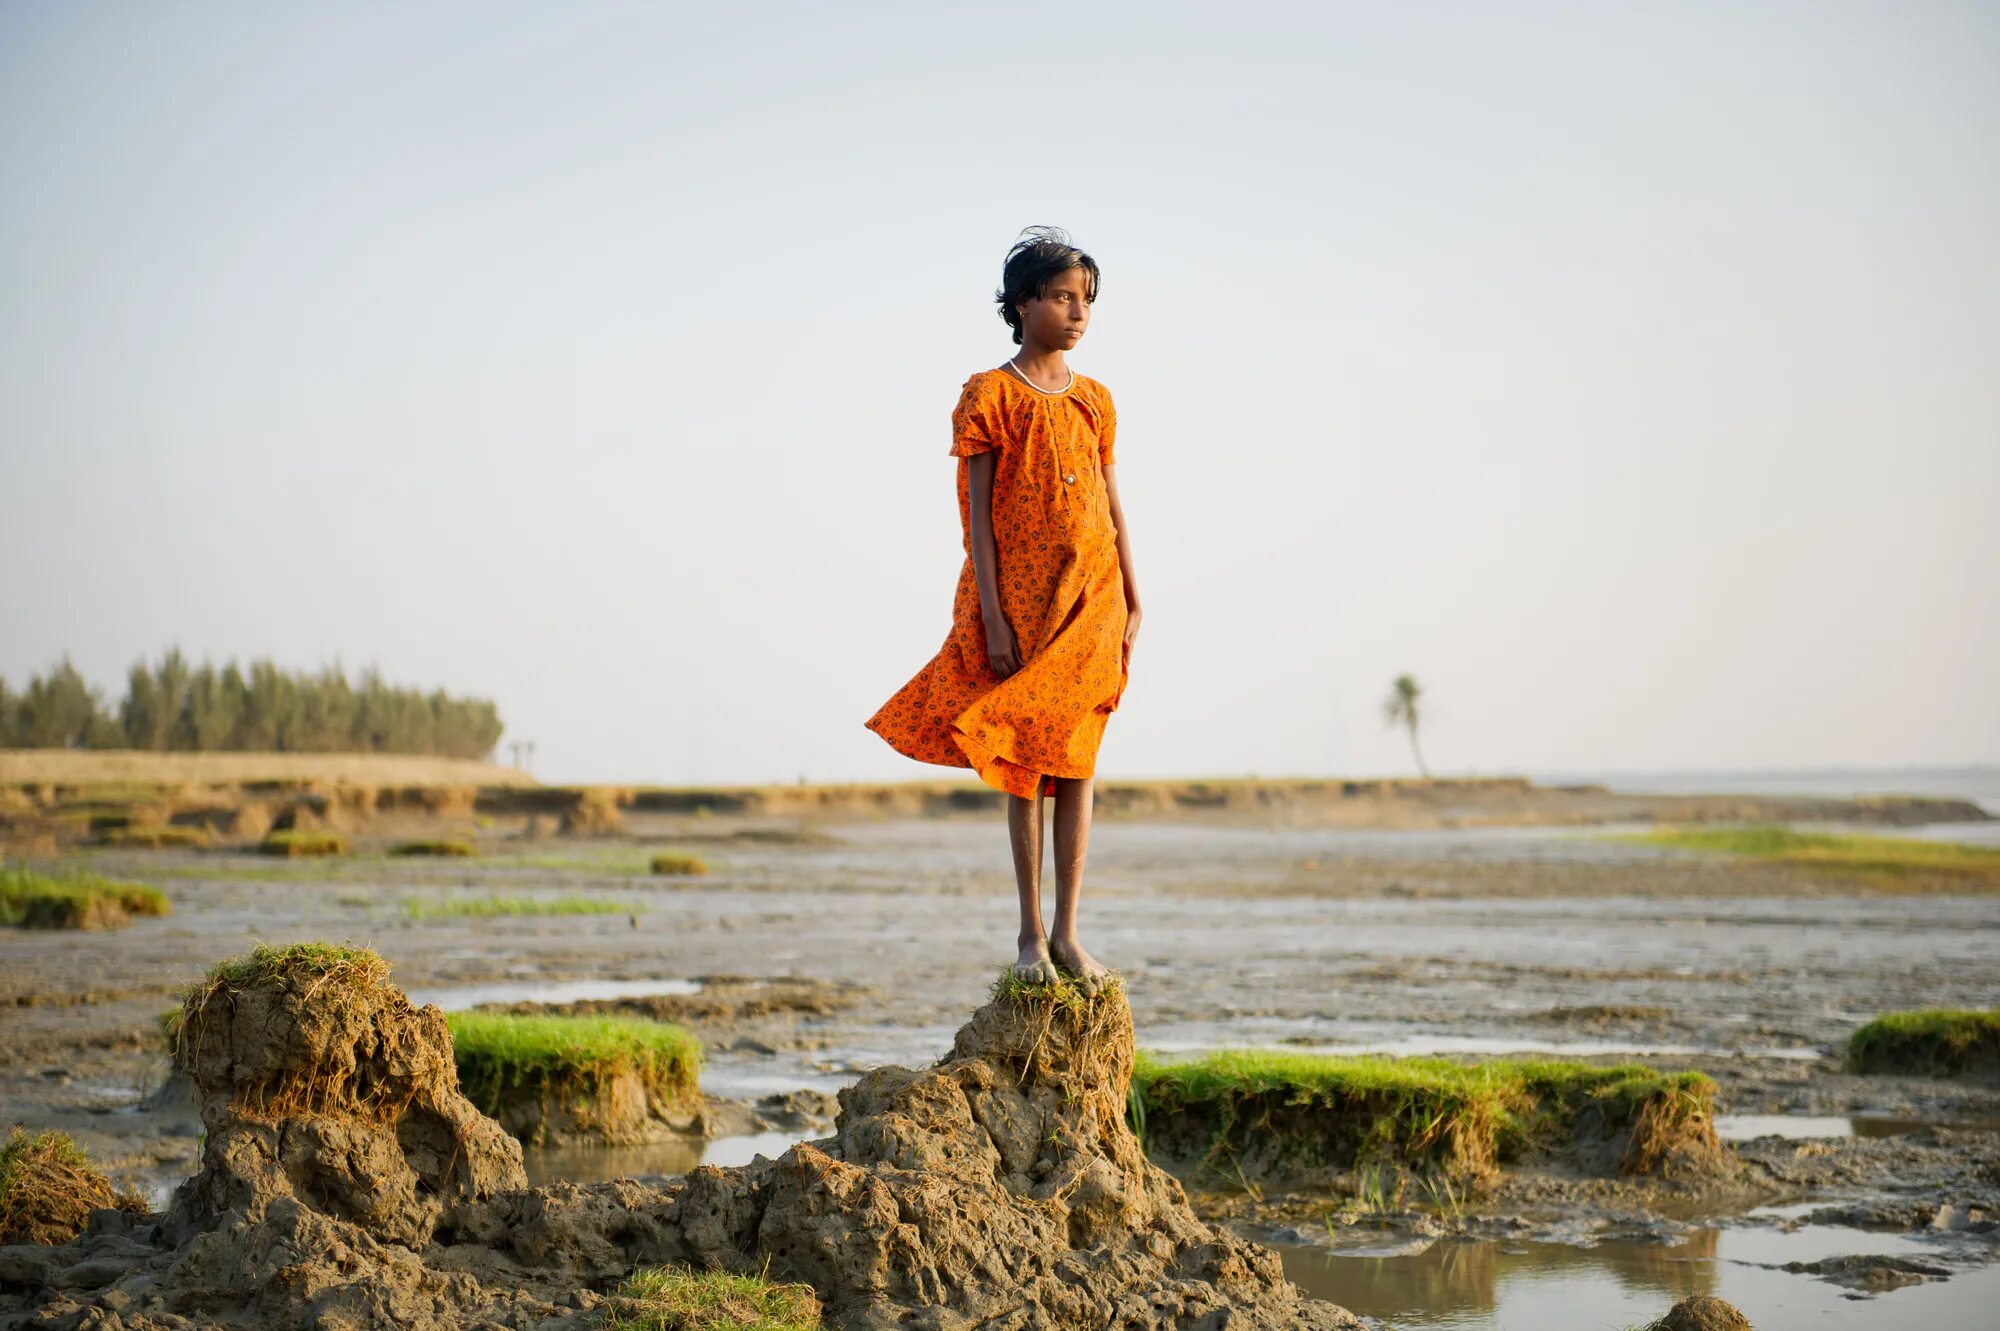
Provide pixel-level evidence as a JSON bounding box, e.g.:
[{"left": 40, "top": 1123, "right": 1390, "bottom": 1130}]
[
  {"left": 1122, "top": 604, "right": 1142, "bottom": 664},
  {"left": 984, "top": 613, "right": 1024, "bottom": 679}
]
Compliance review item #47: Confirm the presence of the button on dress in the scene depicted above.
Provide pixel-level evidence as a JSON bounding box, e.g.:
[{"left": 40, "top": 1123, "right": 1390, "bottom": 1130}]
[{"left": 865, "top": 367, "right": 1128, "bottom": 799}]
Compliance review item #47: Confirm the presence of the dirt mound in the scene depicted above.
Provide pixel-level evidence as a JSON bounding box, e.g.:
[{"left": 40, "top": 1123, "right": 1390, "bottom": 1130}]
[
  {"left": 167, "top": 944, "right": 527, "bottom": 1248},
  {"left": 1647, "top": 1295, "right": 1756, "bottom": 1330},
  {"left": 1, "top": 964, "right": 1359, "bottom": 1330},
  {"left": 0, "top": 1130, "right": 147, "bottom": 1246}
]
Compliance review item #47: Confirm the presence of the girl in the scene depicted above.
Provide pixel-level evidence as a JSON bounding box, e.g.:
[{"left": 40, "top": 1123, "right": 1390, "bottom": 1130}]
[{"left": 865, "top": 226, "right": 1141, "bottom": 996}]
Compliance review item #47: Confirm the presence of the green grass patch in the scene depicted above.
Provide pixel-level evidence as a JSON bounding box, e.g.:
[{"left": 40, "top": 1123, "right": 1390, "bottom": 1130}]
[
  {"left": 604, "top": 1263, "right": 821, "bottom": 1330},
  {"left": 445, "top": 1011, "right": 703, "bottom": 1130},
  {"left": 0, "top": 866, "right": 170, "bottom": 929},
  {"left": 98, "top": 824, "right": 211, "bottom": 849},
  {"left": 401, "top": 893, "right": 632, "bottom": 920},
  {"left": 1612, "top": 823, "right": 2000, "bottom": 888},
  {"left": 649, "top": 851, "right": 709, "bottom": 876},
  {"left": 1129, "top": 1049, "right": 1716, "bottom": 1185},
  {"left": 1848, "top": 1008, "right": 2000, "bottom": 1078},
  {"left": 390, "top": 838, "right": 478, "bottom": 858},
  {"left": 260, "top": 828, "right": 349, "bottom": 857}
]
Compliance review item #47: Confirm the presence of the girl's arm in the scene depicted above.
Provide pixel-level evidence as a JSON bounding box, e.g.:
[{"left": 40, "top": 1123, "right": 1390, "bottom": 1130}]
[
  {"left": 968, "top": 452, "right": 1024, "bottom": 678},
  {"left": 1104, "top": 465, "right": 1142, "bottom": 656}
]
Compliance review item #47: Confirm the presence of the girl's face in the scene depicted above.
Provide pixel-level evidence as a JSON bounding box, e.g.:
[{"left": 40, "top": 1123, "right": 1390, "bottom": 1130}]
[{"left": 1016, "top": 266, "right": 1093, "bottom": 350}]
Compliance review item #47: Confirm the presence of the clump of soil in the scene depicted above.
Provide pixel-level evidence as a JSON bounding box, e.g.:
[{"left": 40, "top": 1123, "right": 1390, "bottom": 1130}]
[
  {"left": 1849, "top": 1008, "right": 2000, "bottom": 1081},
  {"left": 1132, "top": 1051, "right": 1724, "bottom": 1193},
  {"left": 0, "top": 1128, "right": 147, "bottom": 1245},
  {"left": 446, "top": 1011, "right": 704, "bottom": 1146},
  {"left": 257, "top": 828, "right": 348, "bottom": 856},
  {"left": 1646, "top": 1294, "right": 1756, "bottom": 1330},
  {"left": 168, "top": 942, "right": 527, "bottom": 1248},
  {"left": 0, "top": 867, "right": 170, "bottom": 931}
]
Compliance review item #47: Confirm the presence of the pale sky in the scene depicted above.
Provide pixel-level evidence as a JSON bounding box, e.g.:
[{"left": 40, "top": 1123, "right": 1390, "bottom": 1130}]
[{"left": 3, "top": 2, "right": 1995, "bottom": 786}]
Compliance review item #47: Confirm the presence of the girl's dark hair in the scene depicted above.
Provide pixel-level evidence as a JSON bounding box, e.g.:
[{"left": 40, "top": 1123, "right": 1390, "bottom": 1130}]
[{"left": 995, "top": 225, "right": 1100, "bottom": 345}]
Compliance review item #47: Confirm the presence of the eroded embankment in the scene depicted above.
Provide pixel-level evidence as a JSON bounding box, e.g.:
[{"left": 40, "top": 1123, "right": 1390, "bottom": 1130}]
[
  {"left": 3, "top": 760, "right": 1986, "bottom": 857},
  {"left": 0, "top": 948, "right": 1362, "bottom": 1331}
]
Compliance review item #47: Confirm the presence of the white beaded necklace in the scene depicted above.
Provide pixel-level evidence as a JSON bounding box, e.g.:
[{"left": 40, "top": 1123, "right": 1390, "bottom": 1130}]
[{"left": 1007, "top": 355, "right": 1073, "bottom": 394}]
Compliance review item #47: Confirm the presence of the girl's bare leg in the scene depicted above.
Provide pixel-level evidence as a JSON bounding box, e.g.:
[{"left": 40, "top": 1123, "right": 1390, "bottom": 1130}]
[
  {"left": 1008, "top": 791, "right": 1059, "bottom": 981},
  {"left": 1048, "top": 775, "right": 1112, "bottom": 994}
]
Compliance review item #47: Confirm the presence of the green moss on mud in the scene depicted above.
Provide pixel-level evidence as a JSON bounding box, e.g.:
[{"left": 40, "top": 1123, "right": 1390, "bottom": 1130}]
[
  {"left": 1848, "top": 1009, "right": 2000, "bottom": 1078},
  {"left": 1613, "top": 824, "right": 2000, "bottom": 889},
  {"left": 0, "top": 866, "right": 169, "bottom": 929},
  {"left": 445, "top": 1011, "right": 703, "bottom": 1121},
  {"left": 260, "top": 828, "right": 349, "bottom": 857},
  {"left": 390, "top": 838, "right": 477, "bottom": 857},
  {"left": 1129, "top": 1049, "right": 1716, "bottom": 1185}
]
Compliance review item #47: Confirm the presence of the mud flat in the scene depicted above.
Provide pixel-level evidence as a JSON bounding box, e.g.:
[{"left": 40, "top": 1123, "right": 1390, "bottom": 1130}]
[{"left": 2, "top": 809, "right": 1997, "bottom": 1325}]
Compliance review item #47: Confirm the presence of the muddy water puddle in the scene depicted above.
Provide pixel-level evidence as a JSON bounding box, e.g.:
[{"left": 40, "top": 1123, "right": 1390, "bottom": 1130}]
[
  {"left": 1716, "top": 1112, "right": 2000, "bottom": 1142},
  {"left": 521, "top": 1131, "right": 809, "bottom": 1187},
  {"left": 1268, "top": 1222, "right": 1999, "bottom": 1329}
]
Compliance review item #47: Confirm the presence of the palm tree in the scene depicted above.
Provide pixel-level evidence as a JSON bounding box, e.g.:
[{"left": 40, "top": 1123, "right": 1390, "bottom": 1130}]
[{"left": 1380, "top": 673, "right": 1431, "bottom": 779}]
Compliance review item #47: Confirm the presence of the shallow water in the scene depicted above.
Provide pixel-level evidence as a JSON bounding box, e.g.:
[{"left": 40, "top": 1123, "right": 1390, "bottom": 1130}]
[
  {"left": 401, "top": 977, "right": 703, "bottom": 1010},
  {"left": 521, "top": 1130, "right": 807, "bottom": 1187},
  {"left": 1269, "top": 1222, "right": 1999, "bottom": 1329}
]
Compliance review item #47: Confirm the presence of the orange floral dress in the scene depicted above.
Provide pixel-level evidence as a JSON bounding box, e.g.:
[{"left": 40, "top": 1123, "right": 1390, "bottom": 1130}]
[{"left": 865, "top": 366, "right": 1128, "bottom": 799}]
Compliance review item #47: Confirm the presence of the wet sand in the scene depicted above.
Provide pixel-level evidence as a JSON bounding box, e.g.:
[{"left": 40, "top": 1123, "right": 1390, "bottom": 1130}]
[{"left": 2, "top": 810, "right": 1996, "bottom": 1326}]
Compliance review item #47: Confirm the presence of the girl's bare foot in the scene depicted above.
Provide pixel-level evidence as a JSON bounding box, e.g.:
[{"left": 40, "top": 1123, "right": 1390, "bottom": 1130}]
[
  {"left": 1049, "top": 935, "right": 1111, "bottom": 996},
  {"left": 1013, "top": 935, "right": 1060, "bottom": 984}
]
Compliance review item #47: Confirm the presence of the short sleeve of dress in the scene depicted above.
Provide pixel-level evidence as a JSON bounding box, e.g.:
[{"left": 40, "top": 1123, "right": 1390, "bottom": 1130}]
[
  {"left": 1096, "top": 384, "right": 1117, "bottom": 467},
  {"left": 948, "top": 375, "right": 998, "bottom": 457}
]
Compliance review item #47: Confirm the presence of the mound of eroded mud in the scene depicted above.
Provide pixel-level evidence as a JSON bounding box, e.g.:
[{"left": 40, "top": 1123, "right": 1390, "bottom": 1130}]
[
  {"left": 167, "top": 946, "right": 529, "bottom": 1249},
  {"left": 0, "top": 959, "right": 1359, "bottom": 1330}
]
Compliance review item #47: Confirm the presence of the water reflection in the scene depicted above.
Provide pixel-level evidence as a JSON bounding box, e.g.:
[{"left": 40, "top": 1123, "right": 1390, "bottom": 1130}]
[
  {"left": 1275, "top": 1230, "right": 1718, "bottom": 1324},
  {"left": 522, "top": 1130, "right": 809, "bottom": 1187},
  {"left": 1268, "top": 1225, "right": 1997, "bottom": 1330}
]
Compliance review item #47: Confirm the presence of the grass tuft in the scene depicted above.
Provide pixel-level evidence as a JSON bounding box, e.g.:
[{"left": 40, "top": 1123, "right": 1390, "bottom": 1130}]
[
  {"left": 0, "top": 866, "right": 170, "bottom": 930},
  {"left": 1848, "top": 1008, "right": 2000, "bottom": 1078},
  {"left": 604, "top": 1263, "right": 822, "bottom": 1330},
  {"left": 0, "top": 1128, "right": 149, "bottom": 1245},
  {"left": 650, "top": 851, "right": 710, "bottom": 877},
  {"left": 389, "top": 838, "right": 478, "bottom": 858},
  {"left": 260, "top": 828, "right": 349, "bottom": 857}
]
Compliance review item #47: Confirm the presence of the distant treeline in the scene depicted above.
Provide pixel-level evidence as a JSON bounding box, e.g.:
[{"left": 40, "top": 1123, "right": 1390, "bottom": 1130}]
[{"left": 0, "top": 650, "right": 504, "bottom": 758}]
